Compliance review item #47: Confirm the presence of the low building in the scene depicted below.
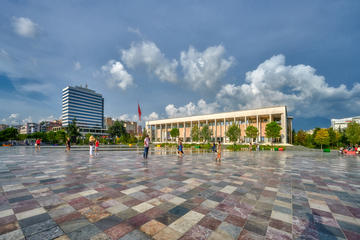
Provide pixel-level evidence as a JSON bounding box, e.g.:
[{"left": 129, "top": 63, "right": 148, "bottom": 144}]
[
  {"left": 331, "top": 116, "right": 360, "bottom": 130},
  {"left": 0, "top": 124, "right": 8, "bottom": 131},
  {"left": 20, "top": 123, "right": 39, "bottom": 135},
  {"left": 146, "top": 106, "right": 293, "bottom": 144},
  {"left": 104, "top": 117, "right": 114, "bottom": 129},
  {"left": 40, "top": 120, "right": 62, "bottom": 132},
  {"left": 124, "top": 121, "right": 137, "bottom": 135}
]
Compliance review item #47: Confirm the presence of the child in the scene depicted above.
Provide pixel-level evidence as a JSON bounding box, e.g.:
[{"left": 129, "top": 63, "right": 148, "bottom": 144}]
[
  {"left": 216, "top": 141, "right": 221, "bottom": 162},
  {"left": 95, "top": 139, "right": 100, "bottom": 154},
  {"left": 178, "top": 140, "right": 184, "bottom": 157}
]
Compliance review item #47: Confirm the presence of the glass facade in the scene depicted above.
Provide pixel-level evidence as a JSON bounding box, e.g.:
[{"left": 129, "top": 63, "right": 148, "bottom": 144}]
[{"left": 62, "top": 86, "right": 104, "bottom": 128}]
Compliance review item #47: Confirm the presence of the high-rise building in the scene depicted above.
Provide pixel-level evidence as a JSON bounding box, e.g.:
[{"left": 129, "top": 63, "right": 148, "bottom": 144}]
[{"left": 62, "top": 86, "right": 104, "bottom": 129}]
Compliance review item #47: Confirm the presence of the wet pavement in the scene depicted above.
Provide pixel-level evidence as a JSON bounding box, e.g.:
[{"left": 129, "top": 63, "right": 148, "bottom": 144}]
[{"left": 0, "top": 147, "right": 359, "bottom": 240}]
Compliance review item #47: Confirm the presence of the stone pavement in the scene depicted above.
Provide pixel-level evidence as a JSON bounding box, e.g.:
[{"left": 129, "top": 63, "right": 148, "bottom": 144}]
[{"left": 0, "top": 147, "right": 359, "bottom": 240}]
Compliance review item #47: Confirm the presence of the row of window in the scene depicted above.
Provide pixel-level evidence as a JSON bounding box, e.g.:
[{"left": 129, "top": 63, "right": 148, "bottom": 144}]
[
  {"left": 62, "top": 97, "right": 103, "bottom": 108},
  {"left": 62, "top": 92, "right": 103, "bottom": 105},
  {"left": 62, "top": 88, "right": 102, "bottom": 99},
  {"left": 62, "top": 109, "right": 103, "bottom": 119},
  {"left": 62, "top": 115, "right": 103, "bottom": 123}
]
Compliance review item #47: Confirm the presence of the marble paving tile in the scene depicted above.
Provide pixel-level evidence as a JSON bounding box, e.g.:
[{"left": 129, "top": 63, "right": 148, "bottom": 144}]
[{"left": 0, "top": 148, "right": 360, "bottom": 240}]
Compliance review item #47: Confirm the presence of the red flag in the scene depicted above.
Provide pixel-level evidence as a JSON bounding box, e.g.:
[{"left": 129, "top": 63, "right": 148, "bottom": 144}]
[{"left": 138, "top": 103, "right": 142, "bottom": 121}]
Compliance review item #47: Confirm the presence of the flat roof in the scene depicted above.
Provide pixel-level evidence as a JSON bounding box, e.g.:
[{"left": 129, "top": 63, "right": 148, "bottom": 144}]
[{"left": 147, "top": 105, "right": 287, "bottom": 124}]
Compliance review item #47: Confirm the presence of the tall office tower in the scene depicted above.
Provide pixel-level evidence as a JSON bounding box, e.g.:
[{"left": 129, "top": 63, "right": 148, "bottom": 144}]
[{"left": 62, "top": 86, "right": 104, "bottom": 128}]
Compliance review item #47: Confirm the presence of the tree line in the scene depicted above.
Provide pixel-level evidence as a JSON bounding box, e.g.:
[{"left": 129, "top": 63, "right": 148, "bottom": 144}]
[
  {"left": 294, "top": 121, "right": 360, "bottom": 149},
  {"left": 0, "top": 119, "right": 142, "bottom": 145},
  {"left": 167, "top": 121, "right": 282, "bottom": 144}
]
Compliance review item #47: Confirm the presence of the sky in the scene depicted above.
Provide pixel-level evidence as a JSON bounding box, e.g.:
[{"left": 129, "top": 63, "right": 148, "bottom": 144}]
[{"left": 0, "top": 0, "right": 359, "bottom": 130}]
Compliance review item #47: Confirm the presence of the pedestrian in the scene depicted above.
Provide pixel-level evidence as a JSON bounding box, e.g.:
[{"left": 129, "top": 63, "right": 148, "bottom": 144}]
[
  {"left": 66, "top": 137, "right": 71, "bottom": 152},
  {"left": 249, "top": 142, "right": 252, "bottom": 152},
  {"left": 212, "top": 142, "right": 217, "bottom": 152},
  {"left": 89, "top": 135, "right": 95, "bottom": 156},
  {"left": 35, "top": 138, "right": 41, "bottom": 151},
  {"left": 178, "top": 140, "right": 184, "bottom": 157},
  {"left": 143, "top": 135, "right": 150, "bottom": 159},
  {"left": 216, "top": 141, "right": 221, "bottom": 162},
  {"left": 95, "top": 139, "right": 100, "bottom": 155}
]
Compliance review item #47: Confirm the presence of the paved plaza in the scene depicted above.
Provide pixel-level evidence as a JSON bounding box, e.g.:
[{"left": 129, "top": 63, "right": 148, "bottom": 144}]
[{"left": 0, "top": 147, "right": 359, "bottom": 240}]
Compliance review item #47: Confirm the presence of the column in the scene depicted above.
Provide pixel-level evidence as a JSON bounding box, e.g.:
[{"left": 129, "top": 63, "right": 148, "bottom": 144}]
[
  {"left": 281, "top": 113, "right": 286, "bottom": 144},
  {"left": 154, "top": 124, "right": 157, "bottom": 142},
  {"left": 223, "top": 118, "right": 226, "bottom": 143},
  {"left": 256, "top": 115, "right": 260, "bottom": 143},
  {"left": 177, "top": 122, "right": 179, "bottom": 142},
  {"left": 245, "top": 116, "right": 247, "bottom": 142},
  {"left": 165, "top": 124, "right": 167, "bottom": 143},
  {"left": 183, "top": 122, "right": 186, "bottom": 141},
  {"left": 190, "top": 121, "right": 193, "bottom": 142},
  {"left": 284, "top": 112, "right": 288, "bottom": 144},
  {"left": 215, "top": 119, "right": 217, "bottom": 142},
  {"left": 160, "top": 124, "right": 162, "bottom": 142}
]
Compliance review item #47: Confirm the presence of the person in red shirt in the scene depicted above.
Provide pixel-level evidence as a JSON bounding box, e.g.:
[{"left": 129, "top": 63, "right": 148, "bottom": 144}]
[
  {"left": 95, "top": 139, "right": 100, "bottom": 155},
  {"left": 35, "top": 139, "right": 41, "bottom": 151}
]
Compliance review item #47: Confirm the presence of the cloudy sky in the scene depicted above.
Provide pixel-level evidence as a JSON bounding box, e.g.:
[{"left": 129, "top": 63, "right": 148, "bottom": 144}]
[{"left": 0, "top": 1, "right": 359, "bottom": 130}]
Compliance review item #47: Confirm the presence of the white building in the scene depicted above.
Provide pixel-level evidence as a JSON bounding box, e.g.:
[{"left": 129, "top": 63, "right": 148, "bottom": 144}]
[
  {"left": 20, "top": 123, "right": 39, "bottom": 134},
  {"left": 146, "top": 106, "right": 293, "bottom": 144},
  {"left": 331, "top": 116, "right": 360, "bottom": 130}
]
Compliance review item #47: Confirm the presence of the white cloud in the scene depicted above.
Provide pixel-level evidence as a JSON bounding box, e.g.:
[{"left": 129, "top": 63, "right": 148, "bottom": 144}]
[
  {"left": 180, "top": 45, "right": 234, "bottom": 89},
  {"left": 121, "top": 41, "right": 178, "bottom": 83},
  {"left": 144, "top": 112, "right": 159, "bottom": 121},
  {"left": 17, "top": 83, "right": 52, "bottom": 93},
  {"left": 165, "top": 99, "right": 219, "bottom": 118},
  {"left": 74, "top": 61, "right": 81, "bottom": 71},
  {"left": 216, "top": 54, "right": 360, "bottom": 117},
  {"left": 115, "top": 114, "right": 138, "bottom": 122},
  {"left": 12, "top": 17, "right": 38, "bottom": 38},
  {"left": 1, "top": 113, "right": 20, "bottom": 125},
  {"left": 127, "top": 27, "right": 142, "bottom": 37},
  {"left": 39, "top": 115, "right": 56, "bottom": 122},
  {"left": 22, "top": 116, "right": 33, "bottom": 124},
  {"left": 9, "top": 113, "right": 19, "bottom": 119},
  {"left": 101, "top": 60, "right": 133, "bottom": 90}
]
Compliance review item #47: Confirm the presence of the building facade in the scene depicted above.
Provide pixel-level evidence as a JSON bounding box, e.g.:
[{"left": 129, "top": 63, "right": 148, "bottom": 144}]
[
  {"left": 20, "top": 123, "right": 39, "bottom": 135},
  {"left": 331, "top": 116, "right": 360, "bottom": 130},
  {"left": 62, "top": 86, "right": 104, "bottom": 129},
  {"left": 146, "top": 106, "right": 293, "bottom": 144}
]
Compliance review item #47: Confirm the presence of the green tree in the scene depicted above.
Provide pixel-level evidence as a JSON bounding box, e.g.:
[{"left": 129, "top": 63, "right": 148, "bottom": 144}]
[
  {"left": 66, "top": 119, "right": 81, "bottom": 142},
  {"left": 170, "top": 128, "right": 180, "bottom": 141},
  {"left": 314, "top": 128, "right": 330, "bottom": 149},
  {"left": 226, "top": 124, "right": 241, "bottom": 145},
  {"left": 191, "top": 125, "right": 200, "bottom": 142},
  {"left": 295, "top": 130, "right": 306, "bottom": 145},
  {"left": 265, "top": 121, "right": 282, "bottom": 144},
  {"left": 108, "top": 120, "right": 127, "bottom": 141},
  {"left": 56, "top": 130, "right": 67, "bottom": 143},
  {"left": 47, "top": 131, "right": 57, "bottom": 144},
  {"left": 245, "top": 126, "right": 258, "bottom": 143},
  {"left": 0, "top": 127, "right": 18, "bottom": 141},
  {"left": 345, "top": 121, "right": 360, "bottom": 146},
  {"left": 200, "top": 125, "right": 212, "bottom": 143}
]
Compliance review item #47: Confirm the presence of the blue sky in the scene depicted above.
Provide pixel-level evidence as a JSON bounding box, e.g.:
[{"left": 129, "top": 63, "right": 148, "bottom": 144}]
[{"left": 0, "top": 0, "right": 359, "bottom": 130}]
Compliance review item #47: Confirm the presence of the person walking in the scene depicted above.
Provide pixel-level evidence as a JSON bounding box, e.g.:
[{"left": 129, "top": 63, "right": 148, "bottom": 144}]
[
  {"left": 216, "top": 141, "right": 222, "bottom": 162},
  {"left": 95, "top": 139, "right": 100, "bottom": 155},
  {"left": 66, "top": 137, "right": 71, "bottom": 152},
  {"left": 35, "top": 138, "right": 41, "bottom": 151},
  {"left": 212, "top": 142, "right": 217, "bottom": 152},
  {"left": 89, "top": 135, "right": 95, "bottom": 156},
  {"left": 178, "top": 140, "right": 184, "bottom": 157},
  {"left": 143, "top": 135, "right": 150, "bottom": 159}
]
